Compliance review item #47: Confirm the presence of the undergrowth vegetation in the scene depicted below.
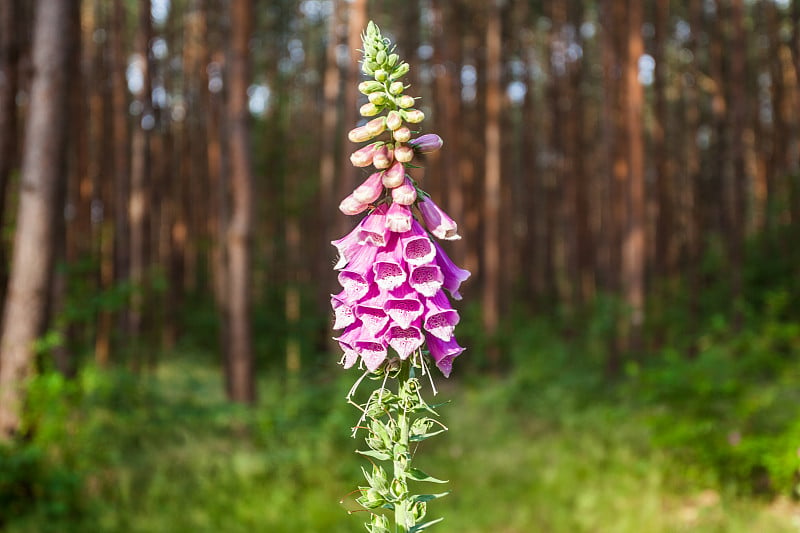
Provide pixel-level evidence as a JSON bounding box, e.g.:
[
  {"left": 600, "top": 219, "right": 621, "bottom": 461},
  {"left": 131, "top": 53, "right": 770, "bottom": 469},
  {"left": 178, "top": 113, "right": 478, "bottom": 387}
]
[{"left": 2, "top": 228, "right": 800, "bottom": 531}]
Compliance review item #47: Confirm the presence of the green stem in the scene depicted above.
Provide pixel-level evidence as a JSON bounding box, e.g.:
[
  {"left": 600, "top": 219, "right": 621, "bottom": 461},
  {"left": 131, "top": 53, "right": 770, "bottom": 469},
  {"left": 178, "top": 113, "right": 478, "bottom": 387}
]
[{"left": 394, "top": 360, "right": 412, "bottom": 533}]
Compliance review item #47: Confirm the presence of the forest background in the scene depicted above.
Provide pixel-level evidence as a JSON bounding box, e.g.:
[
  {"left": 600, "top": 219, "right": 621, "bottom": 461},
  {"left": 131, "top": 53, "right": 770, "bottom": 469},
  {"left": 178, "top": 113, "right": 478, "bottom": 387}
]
[{"left": 1, "top": 0, "right": 800, "bottom": 531}]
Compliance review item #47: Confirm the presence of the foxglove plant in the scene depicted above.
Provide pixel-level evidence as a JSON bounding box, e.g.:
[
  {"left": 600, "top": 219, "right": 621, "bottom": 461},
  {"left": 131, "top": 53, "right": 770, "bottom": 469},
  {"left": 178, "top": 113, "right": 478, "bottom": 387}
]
[{"left": 333, "top": 22, "right": 469, "bottom": 533}]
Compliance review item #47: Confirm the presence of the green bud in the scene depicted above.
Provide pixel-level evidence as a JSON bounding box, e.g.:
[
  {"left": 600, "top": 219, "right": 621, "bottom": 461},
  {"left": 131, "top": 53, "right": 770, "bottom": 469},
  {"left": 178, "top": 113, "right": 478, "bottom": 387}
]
[
  {"left": 412, "top": 501, "right": 427, "bottom": 522},
  {"left": 401, "top": 109, "right": 425, "bottom": 123},
  {"left": 359, "top": 80, "right": 384, "bottom": 94},
  {"left": 370, "top": 514, "right": 390, "bottom": 533},
  {"left": 387, "top": 53, "right": 399, "bottom": 67},
  {"left": 368, "top": 92, "right": 387, "bottom": 105},
  {"left": 359, "top": 103, "right": 381, "bottom": 117},
  {"left": 390, "top": 478, "right": 408, "bottom": 500},
  {"left": 361, "top": 62, "right": 374, "bottom": 75},
  {"left": 376, "top": 50, "right": 387, "bottom": 65},
  {"left": 375, "top": 69, "right": 388, "bottom": 82},
  {"left": 389, "top": 81, "right": 404, "bottom": 96},
  {"left": 397, "top": 95, "right": 415, "bottom": 108},
  {"left": 389, "top": 62, "right": 409, "bottom": 80}
]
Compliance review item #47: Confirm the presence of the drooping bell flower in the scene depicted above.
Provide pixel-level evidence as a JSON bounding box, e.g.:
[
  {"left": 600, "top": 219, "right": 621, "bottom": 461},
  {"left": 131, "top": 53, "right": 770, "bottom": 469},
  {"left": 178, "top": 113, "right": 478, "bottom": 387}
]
[
  {"left": 357, "top": 205, "right": 389, "bottom": 246},
  {"left": 373, "top": 243, "right": 407, "bottom": 291},
  {"left": 409, "top": 263, "right": 443, "bottom": 297},
  {"left": 331, "top": 205, "right": 387, "bottom": 270},
  {"left": 417, "top": 196, "right": 460, "bottom": 240},
  {"left": 384, "top": 283, "right": 424, "bottom": 329},
  {"left": 433, "top": 240, "right": 470, "bottom": 300},
  {"left": 385, "top": 324, "right": 424, "bottom": 360},
  {"left": 401, "top": 224, "right": 436, "bottom": 266},
  {"left": 425, "top": 334, "right": 464, "bottom": 378},
  {"left": 422, "top": 290, "right": 460, "bottom": 341},
  {"left": 386, "top": 202, "right": 412, "bottom": 233},
  {"left": 331, "top": 294, "right": 357, "bottom": 330}
]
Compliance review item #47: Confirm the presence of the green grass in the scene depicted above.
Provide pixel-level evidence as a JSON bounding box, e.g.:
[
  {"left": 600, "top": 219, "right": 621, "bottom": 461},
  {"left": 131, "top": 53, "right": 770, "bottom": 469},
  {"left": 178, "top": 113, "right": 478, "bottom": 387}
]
[{"left": 3, "top": 350, "right": 799, "bottom": 533}]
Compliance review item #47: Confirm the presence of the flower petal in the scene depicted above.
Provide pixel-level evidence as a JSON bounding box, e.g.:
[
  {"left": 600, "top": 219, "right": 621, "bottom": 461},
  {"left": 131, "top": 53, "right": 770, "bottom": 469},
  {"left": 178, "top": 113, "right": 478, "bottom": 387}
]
[
  {"left": 373, "top": 246, "right": 407, "bottom": 291},
  {"left": 418, "top": 196, "right": 460, "bottom": 240},
  {"left": 409, "top": 264, "right": 443, "bottom": 297},
  {"left": 433, "top": 241, "right": 470, "bottom": 300},
  {"left": 358, "top": 205, "right": 389, "bottom": 246},
  {"left": 355, "top": 340, "right": 388, "bottom": 371},
  {"left": 331, "top": 295, "right": 357, "bottom": 330},
  {"left": 402, "top": 232, "right": 436, "bottom": 267},
  {"left": 426, "top": 334, "right": 464, "bottom": 378},
  {"left": 386, "top": 202, "right": 412, "bottom": 233},
  {"left": 423, "top": 291, "right": 460, "bottom": 341},
  {"left": 385, "top": 325, "right": 424, "bottom": 360},
  {"left": 384, "top": 284, "right": 424, "bottom": 329}
]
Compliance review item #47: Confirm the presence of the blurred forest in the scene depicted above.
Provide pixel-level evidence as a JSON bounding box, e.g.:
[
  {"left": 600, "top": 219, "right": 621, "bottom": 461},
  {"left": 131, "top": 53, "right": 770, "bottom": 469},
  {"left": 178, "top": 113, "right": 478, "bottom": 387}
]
[{"left": 1, "top": 0, "right": 800, "bottom": 531}]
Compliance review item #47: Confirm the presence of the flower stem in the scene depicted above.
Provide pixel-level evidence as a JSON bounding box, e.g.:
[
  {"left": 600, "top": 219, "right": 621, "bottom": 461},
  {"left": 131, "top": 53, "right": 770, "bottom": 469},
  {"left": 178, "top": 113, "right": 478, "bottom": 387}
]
[{"left": 352, "top": 354, "right": 449, "bottom": 532}]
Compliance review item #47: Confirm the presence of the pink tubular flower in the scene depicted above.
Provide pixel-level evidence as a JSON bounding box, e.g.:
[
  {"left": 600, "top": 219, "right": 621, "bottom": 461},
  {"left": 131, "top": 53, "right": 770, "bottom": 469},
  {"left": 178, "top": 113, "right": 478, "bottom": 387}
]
[
  {"left": 353, "top": 172, "right": 384, "bottom": 204},
  {"left": 423, "top": 291, "right": 459, "bottom": 341},
  {"left": 331, "top": 295, "right": 356, "bottom": 330},
  {"left": 401, "top": 227, "right": 436, "bottom": 266},
  {"left": 409, "top": 264, "right": 443, "bottom": 297},
  {"left": 355, "top": 340, "right": 388, "bottom": 371},
  {"left": 350, "top": 143, "right": 379, "bottom": 167},
  {"left": 433, "top": 241, "right": 470, "bottom": 300},
  {"left": 426, "top": 334, "right": 464, "bottom": 378},
  {"left": 337, "top": 244, "right": 379, "bottom": 301},
  {"left": 386, "top": 202, "right": 412, "bottom": 233},
  {"left": 384, "top": 284, "right": 424, "bottom": 329},
  {"left": 392, "top": 177, "right": 417, "bottom": 205},
  {"left": 334, "top": 326, "right": 360, "bottom": 369},
  {"left": 357, "top": 205, "right": 389, "bottom": 247},
  {"left": 373, "top": 247, "right": 407, "bottom": 290},
  {"left": 418, "top": 196, "right": 460, "bottom": 240},
  {"left": 385, "top": 324, "right": 424, "bottom": 359},
  {"left": 331, "top": 206, "right": 386, "bottom": 270},
  {"left": 409, "top": 134, "right": 443, "bottom": 154}
]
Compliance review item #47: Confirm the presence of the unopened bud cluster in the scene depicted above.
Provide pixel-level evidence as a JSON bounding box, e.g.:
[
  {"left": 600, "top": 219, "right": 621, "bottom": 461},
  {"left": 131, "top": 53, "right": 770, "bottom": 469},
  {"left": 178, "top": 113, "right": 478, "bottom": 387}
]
[{"left": 340, "top": 21, "right": 443, "bottom": 217}]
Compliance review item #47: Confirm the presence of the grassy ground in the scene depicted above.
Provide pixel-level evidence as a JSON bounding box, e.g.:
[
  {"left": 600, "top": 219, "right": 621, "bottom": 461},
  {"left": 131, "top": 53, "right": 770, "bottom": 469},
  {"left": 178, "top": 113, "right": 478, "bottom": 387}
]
[{"left": 4, "top": 351, "right": 799, "bottom": 533}]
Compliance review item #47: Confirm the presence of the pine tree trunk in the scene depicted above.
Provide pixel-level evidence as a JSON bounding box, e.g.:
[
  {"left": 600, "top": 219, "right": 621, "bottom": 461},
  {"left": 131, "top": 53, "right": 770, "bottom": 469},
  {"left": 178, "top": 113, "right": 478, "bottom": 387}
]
[
  {"left": 128, "top": 0, "right": 152, "bottom": 348},
  {"left": 482, "top": 0, "right": 502, "bottom": 354},
  {"left": 225, "top": 0, "right": 255, "bottom": 404},
  {"left": 622, "top": 0, "right": 646, "bottom": 354},
  {"left": 0, "top": 0, "right": 20, "bottom": 307},
  {"left": 0, "top": 0, "right": 76, "bottom": 440}
]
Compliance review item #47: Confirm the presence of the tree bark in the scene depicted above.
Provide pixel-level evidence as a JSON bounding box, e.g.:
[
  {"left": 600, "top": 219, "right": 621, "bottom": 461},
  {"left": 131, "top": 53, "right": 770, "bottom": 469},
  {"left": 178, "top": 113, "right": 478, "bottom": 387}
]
[
  {"left": 128, "top": 0, "right": 153, "bottom": 346},
  {"left": 622, "top": 0, "right": 646, "bottom": 354},
  {"left": 482, "top": 0, "right": 502, "bottom": 354},
  {"left": 0, "top": 0, "right": 76, "bottom": 440},
  {"left": 225, "top": 0, "right": 255, "bottom": 403},
  {"left": 0, "top": 0, "right": 21, "bottom": 307}
]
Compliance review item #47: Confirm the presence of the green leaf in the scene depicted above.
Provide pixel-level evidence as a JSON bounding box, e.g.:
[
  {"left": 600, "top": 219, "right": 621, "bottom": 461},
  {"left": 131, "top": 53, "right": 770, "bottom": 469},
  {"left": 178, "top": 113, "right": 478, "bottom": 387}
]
[
  {"left": 409, "top": 517, "right": 444, "bottom": 532},
  {"left": 356, "top": 449, "right": 391, "bottom": 461},
  {"left": 407, "top": 468, "right": 448, "bottom": 484},
  {"left": 412, "top": 492, "right": 450, "bottom": 503},
  {"left": 409, "top": 428, "right": 447, "bottom": 442}
]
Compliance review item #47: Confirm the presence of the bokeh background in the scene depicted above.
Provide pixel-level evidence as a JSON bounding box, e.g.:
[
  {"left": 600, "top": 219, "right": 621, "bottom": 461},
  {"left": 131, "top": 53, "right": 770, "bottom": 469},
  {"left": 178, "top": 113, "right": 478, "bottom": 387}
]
[{"left": 1, "top": 0, "right": 800, "bottom": 531}]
